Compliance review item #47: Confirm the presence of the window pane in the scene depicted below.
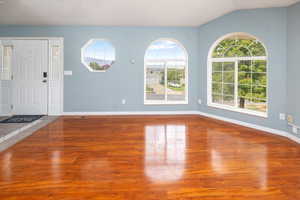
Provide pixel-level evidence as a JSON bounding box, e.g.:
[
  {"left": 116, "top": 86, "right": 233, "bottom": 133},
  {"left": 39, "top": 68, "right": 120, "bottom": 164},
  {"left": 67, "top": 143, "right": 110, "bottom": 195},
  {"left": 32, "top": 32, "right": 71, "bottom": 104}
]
[
  {"left": 252, "top": 60, "right": 266, "bottom": 73},
  {"left": 146, "top": 68, "right": 165, "bottom": 101},
  {"left": 212, "top": 72, "right": 222, "bottom": 82},
  {"left": 252, "top": 73, "right": 266, "bottom": 86},
  {"left": 82, "top": 39, "right": 115, "bottom": 71},
  {"left": 223, "top": 72, "right": 234, "bottom": 83},
  {"left": 223, "top": 62, "right": 235, "bottom": 71},
  {"left": 212, "top": 83, "right": 222, "bottom": 94},
  {"left": 237, "top": 59, "right": 267, "bottom": 113},
  {"left": 238, "top": 60, "right": 252, "bottom": 72},
  {"left": 223, "top": 83, "right": 234, "bottom": 96},
  {"left": 238, "top": 72, "right": 252, "bottom": 85},
  {"left": 238, "top": 97, "right": 251, "bottom": 109},
  {"left": 249, "top": 42, "right": 266, "bottom": 57},
  {"left": 252, "top": 86, "right": 267, "bottom": 99},
  {"left": 211, "top": 62, "right": 235, "bottom": 107},
  {"left": 238, "top": 85, "right": 251, "bottom": 98},
  {"left": 212, "top": 44, "right": 226, "bottom": 58},
  {"left": 212, "top": 62, "right": 222, "bottom": 71},
  {"left": 225, "top": 46, "right": 251, "bottom": 57},
  {"left": 213, "top": 37, "right": 266, "bottom": 58},
  {"left": 212, "top": 94, "right": 222, "bottom": 104},
  {"left": 167, "top": 68, "right": 185, "bottom": 101},
  {"left": 246, "top": 99, "right": 267, "bottom": 112},
  {"left": 223, "top": 95, "right": 234, "bottom": 106}
]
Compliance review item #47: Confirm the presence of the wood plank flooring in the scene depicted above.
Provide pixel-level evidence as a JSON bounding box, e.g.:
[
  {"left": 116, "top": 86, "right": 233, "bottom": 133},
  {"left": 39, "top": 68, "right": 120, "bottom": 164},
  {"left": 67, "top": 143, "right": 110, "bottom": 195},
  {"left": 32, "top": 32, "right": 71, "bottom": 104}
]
[{"left": 1, "top": 115, "right": 300, "bottom": 200}]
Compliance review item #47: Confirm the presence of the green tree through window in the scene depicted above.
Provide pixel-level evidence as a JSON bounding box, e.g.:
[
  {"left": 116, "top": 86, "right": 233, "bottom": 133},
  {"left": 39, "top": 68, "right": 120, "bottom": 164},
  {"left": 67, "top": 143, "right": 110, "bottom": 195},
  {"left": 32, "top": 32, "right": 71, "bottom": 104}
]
[{"left": 210, "top": 33, "right": 267, "bottom": 115}]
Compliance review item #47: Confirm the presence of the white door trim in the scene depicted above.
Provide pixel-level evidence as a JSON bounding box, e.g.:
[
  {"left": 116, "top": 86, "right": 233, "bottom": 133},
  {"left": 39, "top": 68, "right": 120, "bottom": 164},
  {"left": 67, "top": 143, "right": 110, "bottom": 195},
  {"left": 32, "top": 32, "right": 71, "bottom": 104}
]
[{"left": 0, "top": 37, "right": 64, "bottom": 116}]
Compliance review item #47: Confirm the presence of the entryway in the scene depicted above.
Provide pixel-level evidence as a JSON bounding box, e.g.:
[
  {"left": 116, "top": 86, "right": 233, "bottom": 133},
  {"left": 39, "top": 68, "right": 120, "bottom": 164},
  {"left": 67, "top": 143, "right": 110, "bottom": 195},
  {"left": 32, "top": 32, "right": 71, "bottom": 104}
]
[{"left": 0, "top": 38, "right": 64, "bottom": 116}]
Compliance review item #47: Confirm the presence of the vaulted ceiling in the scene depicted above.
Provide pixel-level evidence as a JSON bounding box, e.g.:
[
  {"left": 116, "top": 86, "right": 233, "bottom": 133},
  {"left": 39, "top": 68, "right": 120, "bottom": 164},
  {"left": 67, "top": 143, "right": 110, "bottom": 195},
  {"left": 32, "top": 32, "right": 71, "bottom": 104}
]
[{"left": 0, "top": 0, "right": 299, "bottom": 26}]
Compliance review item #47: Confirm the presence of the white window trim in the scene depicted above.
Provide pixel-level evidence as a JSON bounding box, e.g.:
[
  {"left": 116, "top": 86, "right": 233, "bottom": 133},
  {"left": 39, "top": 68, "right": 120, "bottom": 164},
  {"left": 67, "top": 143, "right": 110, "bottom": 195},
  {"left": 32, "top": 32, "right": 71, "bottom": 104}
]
[
  {"left": 81, "top": 38, "right": 116, "bottom": 73},
  {"left": 0, "top": 45, "right": 13, "bottom": 81},
  {"left": 207, "top": 32, "right": 268, "bottom": 118},
  {"left": 144, "top": 38, "right": 189, "bottom": 105},
  {"left": 208, "top": 102, "right": 267, "bottom": 118}
]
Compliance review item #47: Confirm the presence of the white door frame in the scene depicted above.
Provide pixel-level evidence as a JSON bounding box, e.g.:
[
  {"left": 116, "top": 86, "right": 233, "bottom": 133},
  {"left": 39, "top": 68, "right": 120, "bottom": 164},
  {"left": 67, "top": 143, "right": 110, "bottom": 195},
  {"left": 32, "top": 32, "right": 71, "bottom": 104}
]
[{"left": 0, "top": 37, "right": 64, "bottom": 116}]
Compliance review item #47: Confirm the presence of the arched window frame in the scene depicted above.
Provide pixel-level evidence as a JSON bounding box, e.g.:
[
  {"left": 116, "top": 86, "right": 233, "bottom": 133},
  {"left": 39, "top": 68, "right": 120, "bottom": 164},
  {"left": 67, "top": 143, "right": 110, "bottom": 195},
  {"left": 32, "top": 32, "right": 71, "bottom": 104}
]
[
  {"left": 144, "top": 38, "right": 188, "bottom": 105},
  {"left": 207, "top": 32, "right": 268, "bottom": 117}
]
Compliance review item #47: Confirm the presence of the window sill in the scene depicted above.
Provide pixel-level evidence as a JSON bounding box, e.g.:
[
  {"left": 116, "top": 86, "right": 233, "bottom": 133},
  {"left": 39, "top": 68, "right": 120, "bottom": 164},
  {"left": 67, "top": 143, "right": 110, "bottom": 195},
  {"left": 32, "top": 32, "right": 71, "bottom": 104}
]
[
  {"left": 144, "top": 101, "right": 188, "bottom": 105},
  {"left": 207, "top": 103, "right": 268, "bottom": 118}
]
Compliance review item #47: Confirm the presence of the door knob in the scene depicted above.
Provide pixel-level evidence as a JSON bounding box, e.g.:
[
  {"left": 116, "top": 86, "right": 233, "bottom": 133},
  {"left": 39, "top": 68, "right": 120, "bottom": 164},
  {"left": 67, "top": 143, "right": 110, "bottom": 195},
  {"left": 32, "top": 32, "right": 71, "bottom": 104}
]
[{"left": 42, "top": 80, "right": 47, "bottom": 83}]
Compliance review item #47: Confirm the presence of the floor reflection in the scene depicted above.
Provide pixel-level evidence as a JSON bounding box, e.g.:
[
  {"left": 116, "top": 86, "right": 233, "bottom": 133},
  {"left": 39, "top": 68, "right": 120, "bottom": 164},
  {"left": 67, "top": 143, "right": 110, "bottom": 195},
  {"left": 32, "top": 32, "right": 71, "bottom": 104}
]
[
  {"left": 51, "top": 151, "right": 61, "bottom": 181},
  {"left": 144, "top": 124, "right": 186, "bottom": 183},
  {"left": 208, "top": 130, "right": 268, "bottom": 189},
  {"left": 1, "top": 152, "right": 12, "bottom": 182}
]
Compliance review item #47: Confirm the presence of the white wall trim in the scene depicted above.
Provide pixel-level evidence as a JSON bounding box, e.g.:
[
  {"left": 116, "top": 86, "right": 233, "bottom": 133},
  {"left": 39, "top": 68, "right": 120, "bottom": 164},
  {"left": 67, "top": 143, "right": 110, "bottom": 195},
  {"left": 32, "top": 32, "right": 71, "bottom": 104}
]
[
  {"left": 48, "top": 39, "right": 64, "bottom": 115},
  {"left": 63, "top": 110, "right": 300, "bottom": 144},
  {"left": 196, "top": 111, "right": 300, "bottom": 143},
  {"left": 63, "top": 111, "right": 199, "bottom": 116}
]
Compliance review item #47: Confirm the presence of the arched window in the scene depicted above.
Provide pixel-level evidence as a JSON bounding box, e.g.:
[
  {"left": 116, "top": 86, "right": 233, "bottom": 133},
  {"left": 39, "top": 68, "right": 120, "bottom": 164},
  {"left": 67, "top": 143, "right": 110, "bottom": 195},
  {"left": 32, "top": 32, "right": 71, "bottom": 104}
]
[
  {"left": 208, "top": 33, "right": 267, "bottom": 117},
  {"left": 144, "top": 39, "right": 188, "bottom": 104}
]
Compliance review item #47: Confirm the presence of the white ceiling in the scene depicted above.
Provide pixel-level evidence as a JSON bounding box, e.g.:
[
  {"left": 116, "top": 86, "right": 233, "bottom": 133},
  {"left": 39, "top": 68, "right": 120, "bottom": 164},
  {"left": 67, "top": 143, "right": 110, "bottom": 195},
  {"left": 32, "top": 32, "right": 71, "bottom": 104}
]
[{"left": 0, "top": 0, "right": 298, "bottom": 27}]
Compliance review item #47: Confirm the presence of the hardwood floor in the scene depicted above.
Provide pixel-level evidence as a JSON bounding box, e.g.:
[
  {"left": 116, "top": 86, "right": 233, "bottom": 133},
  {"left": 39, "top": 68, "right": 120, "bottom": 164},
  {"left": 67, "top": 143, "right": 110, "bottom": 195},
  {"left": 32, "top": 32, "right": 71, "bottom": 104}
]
[{"left": 1, "top": 115, "right": 300, "bottom": 200}]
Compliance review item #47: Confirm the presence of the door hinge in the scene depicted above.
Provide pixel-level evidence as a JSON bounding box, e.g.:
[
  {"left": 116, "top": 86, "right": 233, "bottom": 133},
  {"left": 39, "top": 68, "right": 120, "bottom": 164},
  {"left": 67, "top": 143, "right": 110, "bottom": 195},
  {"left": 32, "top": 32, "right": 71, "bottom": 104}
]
[
  {"left": 10, "top": 104, "right": 13, "bottom": 110},
  {"left": 11, "top": 74, "right": 13, "bottom": 80}
]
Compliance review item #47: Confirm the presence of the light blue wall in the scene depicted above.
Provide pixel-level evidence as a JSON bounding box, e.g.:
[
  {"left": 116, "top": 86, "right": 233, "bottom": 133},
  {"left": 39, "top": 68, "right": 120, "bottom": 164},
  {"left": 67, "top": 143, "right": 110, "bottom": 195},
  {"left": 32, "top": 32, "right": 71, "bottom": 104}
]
[
  {"left": 0, "top": 7, "right": 293, "bottom": 132},
  {"left": 287, "top": 2, "right": 300, "bottom": 129},
  {"left": 0, "top": 26, "right": 200, "bottom": 112},
  {"left": 197, "top": 8, "right": 288, "bottom": 131}
]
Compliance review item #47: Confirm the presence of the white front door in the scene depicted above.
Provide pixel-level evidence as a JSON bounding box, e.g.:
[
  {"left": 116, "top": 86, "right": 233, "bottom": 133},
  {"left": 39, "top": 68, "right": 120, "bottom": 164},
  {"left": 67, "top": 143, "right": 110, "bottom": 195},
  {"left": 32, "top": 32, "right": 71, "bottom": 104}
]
[{"left": 12, "top": 40, "right": 48, "bottom": 115}]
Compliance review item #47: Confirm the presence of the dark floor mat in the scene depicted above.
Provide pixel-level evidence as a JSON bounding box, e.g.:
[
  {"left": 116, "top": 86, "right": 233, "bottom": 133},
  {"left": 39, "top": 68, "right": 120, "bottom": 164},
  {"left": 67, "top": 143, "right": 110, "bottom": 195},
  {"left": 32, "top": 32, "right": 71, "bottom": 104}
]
[{"left": 0, "top": 115, "right": 43, "bottom": 123}]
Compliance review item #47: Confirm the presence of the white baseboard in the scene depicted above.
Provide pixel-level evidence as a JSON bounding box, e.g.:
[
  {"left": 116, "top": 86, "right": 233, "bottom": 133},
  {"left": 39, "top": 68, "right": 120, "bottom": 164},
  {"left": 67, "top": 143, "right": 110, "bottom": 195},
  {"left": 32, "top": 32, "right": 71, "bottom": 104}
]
[
  {"left": 0, "top": 114, "right": 11, "bottom": 117},
  {"left": 63, "top": 111, "right": 199, "bottom": 116},
  {"left": 196, "top": 111, "right": 300, "bottom": 144},
  {"left": 62, "top": 110, "right": 300, "bottom": 144}
]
